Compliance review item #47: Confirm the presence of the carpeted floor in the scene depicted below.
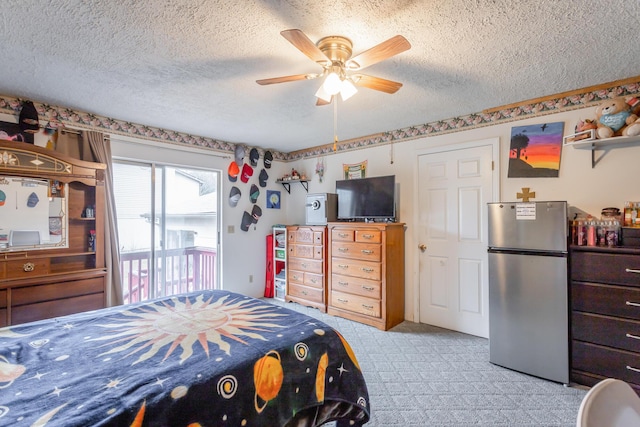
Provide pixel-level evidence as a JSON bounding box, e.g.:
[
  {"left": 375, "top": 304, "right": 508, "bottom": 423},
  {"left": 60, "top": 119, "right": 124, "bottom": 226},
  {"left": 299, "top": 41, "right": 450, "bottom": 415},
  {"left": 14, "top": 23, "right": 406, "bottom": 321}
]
[{"left": 269, "top": 299, "right": 588, "bottom": 427}]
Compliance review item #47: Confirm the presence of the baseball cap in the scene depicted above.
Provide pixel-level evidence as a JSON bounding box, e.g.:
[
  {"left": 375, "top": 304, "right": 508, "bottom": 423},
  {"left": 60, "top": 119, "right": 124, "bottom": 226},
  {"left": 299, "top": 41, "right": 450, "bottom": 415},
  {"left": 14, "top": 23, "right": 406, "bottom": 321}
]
[
  {"left": 229, "top": 186, "right": 241, "bottom": 207},
  {"left": 251, "top": 205, "right": 262, "bottom": 224},
  {"left": 249, "top": 184, "right": 259, "bottom": 203},
  {"left": 241, "top": 163, "right": 253, "bottom": 183},
  {"left": 263, "top": 150, "right": 273, "bottom": 169},
  {"left": 234, "top": 145, "right": 245, "bottom": 166},
  {"left": 228, "top": 161, "right": 240, "bottom": 182},
  {"left": 241, "top": 210, "right": 253, "bottom": 232},
  {"left": 19, "top": 101, "right": 39, "bottom": 134},
  {"left": 259, "top": 169, "right": 269, "bottom": 187},
  {"left": 249, "top": 148, "right": 259, "bottom": 167}
]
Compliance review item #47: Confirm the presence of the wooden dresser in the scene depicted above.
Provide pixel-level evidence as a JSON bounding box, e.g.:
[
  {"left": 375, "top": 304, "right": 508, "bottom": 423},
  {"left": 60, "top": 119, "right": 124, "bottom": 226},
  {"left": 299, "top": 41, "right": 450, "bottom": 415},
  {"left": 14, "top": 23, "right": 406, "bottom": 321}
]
[
  {"left": 570, "top": 245, "right": 640, "bottom": 394},
  {"left": 286, "top": 225, "right": 327, "bottom": 312},
  {"left": 327, "top": 222, "right": 405, "bottom": 330},
  {"left": 0, "top": 140, "right": 107, "bottom": 326}
]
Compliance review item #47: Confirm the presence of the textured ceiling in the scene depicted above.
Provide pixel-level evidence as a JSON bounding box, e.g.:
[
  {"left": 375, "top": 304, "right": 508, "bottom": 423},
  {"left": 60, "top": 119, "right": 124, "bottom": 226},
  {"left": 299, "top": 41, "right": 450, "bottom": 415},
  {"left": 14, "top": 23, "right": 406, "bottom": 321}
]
[{"left": 1, "top": 1, "right": 638, "bottom": 153}]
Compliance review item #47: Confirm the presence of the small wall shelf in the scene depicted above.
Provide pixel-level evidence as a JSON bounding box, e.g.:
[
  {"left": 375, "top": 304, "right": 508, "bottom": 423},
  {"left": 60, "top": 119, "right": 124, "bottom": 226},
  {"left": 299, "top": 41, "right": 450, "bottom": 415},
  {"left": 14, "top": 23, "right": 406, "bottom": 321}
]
[
  {"left": 276, "top": 179, "right": 308, "bottom": 193},
  {"left": 570, "top": 135, "right": 640, "bottom": 168}
]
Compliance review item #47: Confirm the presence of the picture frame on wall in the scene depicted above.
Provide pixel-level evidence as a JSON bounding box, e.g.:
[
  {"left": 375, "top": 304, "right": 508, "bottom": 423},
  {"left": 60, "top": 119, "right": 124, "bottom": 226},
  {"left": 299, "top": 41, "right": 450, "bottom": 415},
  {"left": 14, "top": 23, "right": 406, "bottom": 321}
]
[
  {"left": 507, "top": 122, "right": 564, "bottom": 178},
  {"left": 266, "top": 190, "right": 281, "bottom": 209},
  {"left": 343, "top": 160, "right": 367, "bottom": 179}
]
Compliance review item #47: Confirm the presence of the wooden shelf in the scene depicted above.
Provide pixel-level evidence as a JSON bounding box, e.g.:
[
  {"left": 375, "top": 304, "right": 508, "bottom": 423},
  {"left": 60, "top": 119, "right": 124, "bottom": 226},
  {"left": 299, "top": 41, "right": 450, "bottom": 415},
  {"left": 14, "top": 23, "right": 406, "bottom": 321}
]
[{"left": 570, "top": 135, "right": 640, "bottom": 168}]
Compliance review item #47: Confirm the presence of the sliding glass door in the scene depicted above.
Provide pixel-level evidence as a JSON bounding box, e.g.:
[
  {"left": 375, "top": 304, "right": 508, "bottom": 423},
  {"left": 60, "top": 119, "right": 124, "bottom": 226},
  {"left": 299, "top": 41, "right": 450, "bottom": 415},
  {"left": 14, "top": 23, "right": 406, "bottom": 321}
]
[{"left": 113, "top": 161, "right": 219, "bottom": 304}]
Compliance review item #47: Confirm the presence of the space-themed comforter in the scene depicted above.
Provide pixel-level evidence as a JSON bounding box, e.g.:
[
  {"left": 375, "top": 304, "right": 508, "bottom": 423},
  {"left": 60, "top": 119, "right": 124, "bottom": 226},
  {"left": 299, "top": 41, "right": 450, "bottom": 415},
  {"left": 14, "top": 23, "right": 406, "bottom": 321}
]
[{"left": 0, "top": 290, "right": 370, "bottom": 426}]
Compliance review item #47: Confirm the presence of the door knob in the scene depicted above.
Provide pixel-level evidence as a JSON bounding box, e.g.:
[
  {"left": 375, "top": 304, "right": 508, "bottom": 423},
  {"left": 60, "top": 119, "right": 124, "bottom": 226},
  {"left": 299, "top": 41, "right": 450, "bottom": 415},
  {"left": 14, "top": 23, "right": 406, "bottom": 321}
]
[{"left": 418, "top": 244, "right": 427, "bottom": 252}]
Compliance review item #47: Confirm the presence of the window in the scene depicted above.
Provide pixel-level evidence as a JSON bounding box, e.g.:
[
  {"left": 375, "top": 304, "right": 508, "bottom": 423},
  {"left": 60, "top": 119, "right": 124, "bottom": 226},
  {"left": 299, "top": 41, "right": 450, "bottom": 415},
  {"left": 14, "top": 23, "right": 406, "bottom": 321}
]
[{"left": 113, "top": 161, "right": 219, "bottom": 304}]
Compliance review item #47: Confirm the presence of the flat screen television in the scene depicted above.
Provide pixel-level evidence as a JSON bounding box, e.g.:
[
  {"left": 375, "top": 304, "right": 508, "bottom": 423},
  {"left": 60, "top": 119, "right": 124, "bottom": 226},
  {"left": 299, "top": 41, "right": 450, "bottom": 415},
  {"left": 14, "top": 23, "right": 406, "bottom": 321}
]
[{"left": 336, "top": 175, "right": 396, "bottom": 221}]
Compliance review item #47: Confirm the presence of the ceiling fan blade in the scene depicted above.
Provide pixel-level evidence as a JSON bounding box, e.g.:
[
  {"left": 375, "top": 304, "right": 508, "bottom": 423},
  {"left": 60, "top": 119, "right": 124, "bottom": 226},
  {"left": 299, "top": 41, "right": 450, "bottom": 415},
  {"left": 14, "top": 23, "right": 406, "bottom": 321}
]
[
  {"left": 351, "top": 74, "right": 403, "bottom": 94},
  {"left": 281, "top": 29, "right": 331, "bottom": 65},
  {"left": 316, "top": 96, "right": 332, "bottom": 106},
  {"left": 256, "top": 73, "right": 317, "bottom": 85},
  {"left": 347, "top": 35, "right": 410, "bottom": 70}
]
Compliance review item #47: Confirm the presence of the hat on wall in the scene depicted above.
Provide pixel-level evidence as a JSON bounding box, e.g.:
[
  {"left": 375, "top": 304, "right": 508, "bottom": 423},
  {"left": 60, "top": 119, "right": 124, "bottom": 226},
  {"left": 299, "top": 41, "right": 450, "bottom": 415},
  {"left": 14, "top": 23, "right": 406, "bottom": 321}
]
[
  {"left": 240, "top": 210, "right": 253, "bottom": 232},
  {"left": 249, "top": 148, "right": 259, "bottom": 167},
  {"left": 259, "top": 168, "right": 269, "bottom": 187},
  {"left": 234, "top": 144, "right": 245, "bottom": 166},
  {"left": 229, "top": 186, "right": 241, "bottom": 207},
  {"left": 19, "top": 101, "right": 39, "bottom": 134},
  {"left": 228, "top": 161, "right": 240, "bottom": 182},
  {"left": 251, "top": 205, "right": 262, "bottom": 224},
  {"left": 27, "top": 192, "right": 39, "bottom": 207},
  {"left": 240, "top": 163, "right": 253, "bottom": 183},
  {"left": 249, "top": 184, "right": 259, "bottom": 203},
  {"left": 263, "top": 150, "right": 273, "bottom": 169},
  {"left": 0, "top": 190, "right": 5, "bottom": 206}
]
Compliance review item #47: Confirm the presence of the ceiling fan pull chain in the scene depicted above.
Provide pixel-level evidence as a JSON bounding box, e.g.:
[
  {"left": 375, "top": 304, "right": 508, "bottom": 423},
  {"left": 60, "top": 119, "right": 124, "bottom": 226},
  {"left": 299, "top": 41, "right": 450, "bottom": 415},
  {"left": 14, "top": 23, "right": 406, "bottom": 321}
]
[{"left": 333, "top": 98, "right": 338, "bottom": 152}]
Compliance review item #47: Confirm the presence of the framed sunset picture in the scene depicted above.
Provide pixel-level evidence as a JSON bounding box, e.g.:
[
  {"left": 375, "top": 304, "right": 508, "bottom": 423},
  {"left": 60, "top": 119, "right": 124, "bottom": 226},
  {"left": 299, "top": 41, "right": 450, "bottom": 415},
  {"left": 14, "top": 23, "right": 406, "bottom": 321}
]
[{"left": 507, "top": 122, "right": 564, "bottom": 178}]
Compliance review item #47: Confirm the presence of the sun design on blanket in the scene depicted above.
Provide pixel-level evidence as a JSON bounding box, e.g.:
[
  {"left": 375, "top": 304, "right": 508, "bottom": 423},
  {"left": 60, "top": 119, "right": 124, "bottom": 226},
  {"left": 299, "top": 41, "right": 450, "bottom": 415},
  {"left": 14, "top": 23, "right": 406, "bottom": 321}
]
[{"left": 92, "top": 294, "right": 287, "bottom": 365}]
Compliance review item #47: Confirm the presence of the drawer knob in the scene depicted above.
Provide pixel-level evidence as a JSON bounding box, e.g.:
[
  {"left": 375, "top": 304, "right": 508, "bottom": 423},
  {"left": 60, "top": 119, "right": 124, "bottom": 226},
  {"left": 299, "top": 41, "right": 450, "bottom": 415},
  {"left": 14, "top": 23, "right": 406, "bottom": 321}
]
[
  {"left": 362, "top": 286, "right": 375, "bottom": 291},
  {"left": 626, "top": 301, "right": 640, "bottom": 308},
  {"left": 362, "top": 304, "right": 374, "bottom": 310},
  {"left": 627, "top": 365, "right": 640, "bottom": 373},
  {"left": 337, "top": 298, "right": 349, "bottom": 304},
  {"left": 362, "top": 234, "right": 374, "bottom": 239},
  {"left": 626, "top": 268, "right": 640, "bottom": 274},
  {"left": 338, "top": 233, "right": 349, "bottom": 238},
  {"left": 362, "top": 267, "right": 374, "bottom": 273},
  {"left": 23, "top": 262, "right": 35, "bottom": 272},
  {"left": 361, "top": 249, "right": 374, "bottom": 255},
  {"left": 338, "top": 247, "right": 349, "bottom": 252},
  {"left": 338, "top": 281, "right": 348, "bottom": 286},
  {"left": 626, "top": 333, "right": 640, "bottom": 341},
  {"left": 338, "top": 264, "right": 349, "bottom": 269}
]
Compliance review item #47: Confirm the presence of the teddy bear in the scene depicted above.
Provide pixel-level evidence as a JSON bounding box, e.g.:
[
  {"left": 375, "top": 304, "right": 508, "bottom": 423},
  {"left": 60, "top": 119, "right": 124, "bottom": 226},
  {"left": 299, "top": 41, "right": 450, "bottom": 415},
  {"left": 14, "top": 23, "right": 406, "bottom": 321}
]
[{"left": 594, "top": 96, "right": 640, "bottom": 139}]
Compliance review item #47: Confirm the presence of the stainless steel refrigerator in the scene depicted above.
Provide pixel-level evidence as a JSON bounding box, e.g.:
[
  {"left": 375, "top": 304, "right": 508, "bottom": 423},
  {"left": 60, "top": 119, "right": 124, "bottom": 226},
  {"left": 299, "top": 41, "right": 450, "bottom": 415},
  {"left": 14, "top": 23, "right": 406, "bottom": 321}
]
[{"left": 487, "top": 201, "right": 569, "bottom": 384}]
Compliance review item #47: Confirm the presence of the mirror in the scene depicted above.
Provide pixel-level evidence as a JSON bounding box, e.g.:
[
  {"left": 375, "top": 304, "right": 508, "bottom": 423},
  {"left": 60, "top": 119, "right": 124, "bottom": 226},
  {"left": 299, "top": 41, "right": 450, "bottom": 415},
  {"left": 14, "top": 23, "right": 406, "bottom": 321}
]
[{"left": 0, "top": 176, "right": 68, "bottom": 251}]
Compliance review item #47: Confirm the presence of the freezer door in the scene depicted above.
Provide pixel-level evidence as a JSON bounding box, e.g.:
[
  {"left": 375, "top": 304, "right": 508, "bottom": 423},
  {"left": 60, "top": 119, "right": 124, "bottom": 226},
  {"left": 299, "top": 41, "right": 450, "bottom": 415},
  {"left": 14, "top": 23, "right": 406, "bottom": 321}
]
[
  {"left": 488, "top": 201, "right": 567, "bottom": 252},
  {"left": 488, "top": 251, "right": 568, "bottom": 384}
]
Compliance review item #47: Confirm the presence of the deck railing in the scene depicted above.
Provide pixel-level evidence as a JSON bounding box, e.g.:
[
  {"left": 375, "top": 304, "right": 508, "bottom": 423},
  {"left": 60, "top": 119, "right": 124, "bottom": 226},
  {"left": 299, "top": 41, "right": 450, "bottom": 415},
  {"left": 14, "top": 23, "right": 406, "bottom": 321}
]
[{"left": 120, "top": 246, "right": 218, "bottom": 304}]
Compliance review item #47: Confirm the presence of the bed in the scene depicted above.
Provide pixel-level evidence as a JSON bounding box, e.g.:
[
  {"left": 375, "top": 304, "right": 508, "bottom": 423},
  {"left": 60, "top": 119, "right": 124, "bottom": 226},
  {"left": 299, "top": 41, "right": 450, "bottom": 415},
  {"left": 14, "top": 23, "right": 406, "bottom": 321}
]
[{"left": 0, "top": 290, "right": 370, "bottom": 426}]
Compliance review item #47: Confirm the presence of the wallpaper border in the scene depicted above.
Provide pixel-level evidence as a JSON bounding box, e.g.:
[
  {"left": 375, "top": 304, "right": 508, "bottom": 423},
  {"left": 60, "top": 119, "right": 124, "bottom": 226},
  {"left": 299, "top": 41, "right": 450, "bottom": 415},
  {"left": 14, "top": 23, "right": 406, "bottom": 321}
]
[{"left": 1, "top": 79, "right": 638, "bottom": 162}]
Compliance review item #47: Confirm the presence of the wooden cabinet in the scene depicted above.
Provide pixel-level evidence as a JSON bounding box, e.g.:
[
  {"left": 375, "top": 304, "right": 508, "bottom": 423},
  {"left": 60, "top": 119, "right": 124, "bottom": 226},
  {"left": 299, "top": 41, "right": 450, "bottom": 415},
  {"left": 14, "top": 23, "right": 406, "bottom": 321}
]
[
  {"left": 327, "top": 222, "right": 405, "bottom": 330},
  {"left": 570, "top": 246, "right": 640, "bottom": 394},
  {"left": 0, "top": 140, "right": 107, "bottom": 326},
  {"left": 286, "top": 225, "right": 327, "bottom": 312}
]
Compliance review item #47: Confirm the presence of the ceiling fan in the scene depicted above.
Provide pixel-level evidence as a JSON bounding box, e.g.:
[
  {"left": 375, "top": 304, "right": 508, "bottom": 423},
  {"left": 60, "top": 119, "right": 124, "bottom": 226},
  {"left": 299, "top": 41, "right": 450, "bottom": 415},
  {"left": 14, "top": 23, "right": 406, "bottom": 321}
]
[{"left": 257, "top": 29, "right": 411, "bottom": 105}]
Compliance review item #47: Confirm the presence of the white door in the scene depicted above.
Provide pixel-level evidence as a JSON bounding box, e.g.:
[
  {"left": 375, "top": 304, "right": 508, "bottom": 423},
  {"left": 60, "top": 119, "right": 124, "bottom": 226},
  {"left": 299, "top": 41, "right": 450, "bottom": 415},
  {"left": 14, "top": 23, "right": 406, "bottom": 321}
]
[{"left": 417, "top": 140, "right": 496, "bottom": 338}]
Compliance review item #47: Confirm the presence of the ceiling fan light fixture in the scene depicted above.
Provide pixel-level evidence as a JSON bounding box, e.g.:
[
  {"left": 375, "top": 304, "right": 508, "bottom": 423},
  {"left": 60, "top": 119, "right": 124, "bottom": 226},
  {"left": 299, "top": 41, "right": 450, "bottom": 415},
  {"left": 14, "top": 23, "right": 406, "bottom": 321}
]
[
  {"left": 339, "top": 78, "right": 358, "bottom": 101},
  {"left": 322, "top": 71, "right": 342, "bottom": 95},
  {"left": 315, "top": 84, "right": 333, "bottom": 103}
]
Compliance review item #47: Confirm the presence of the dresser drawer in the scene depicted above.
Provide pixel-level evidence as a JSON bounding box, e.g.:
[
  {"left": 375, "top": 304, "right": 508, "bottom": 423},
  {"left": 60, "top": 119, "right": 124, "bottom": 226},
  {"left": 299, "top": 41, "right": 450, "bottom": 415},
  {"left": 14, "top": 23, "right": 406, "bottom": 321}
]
[
  {"left": 331, "top": 241, "right": 381, "bottom": 262},
  {"left": 12, "top": 276, "right": 105, "bottom": 306},
  {"left": 0, "top": 290, "right": 6, "bottom": 308},
  {"left": 331, "top": 290, "right": 381, "bottom": 318},
  {"left": 288, "top": 227, "right": 319, "bottom": 244},
  {"left": 288, "top": 244, "right": 323, "bottom": 260},
  {"left": 5, "top": 258, "right": 50, "bottom": 279},
  {"left": 355, "top": 230, "right": 381, "bottom": 244},
  {"left": 572, "top": 340, "right": 640, "bottom": 386},
  {"left": 331, "top": 229, "right": 355, "bottom": 242},
  {"left": 303, "top": 272, "right": 323, "bottom": 289},
  {"left": 572, "top": 251, "right": 640, "bottom": 287},
  {"left": 288, "top": 258, "right": 323, "bottom": 275},
  {"left": 331, "top": 258, "right": 381, "bottom": 281},
  {"left": 573, "top": 311, "right": 640, "bottom": 353},
  {"left": 288, "top": 282, "right": 323, "bottom": 303},
  {"left": 12, "top": 293, "right": 104, "bottom": 325},
  {"left": 572, "top": 282, "right": 640, "bottom": 320},
  {"left": 332, "top": 273, "right": 381, "bottom": 299}
]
